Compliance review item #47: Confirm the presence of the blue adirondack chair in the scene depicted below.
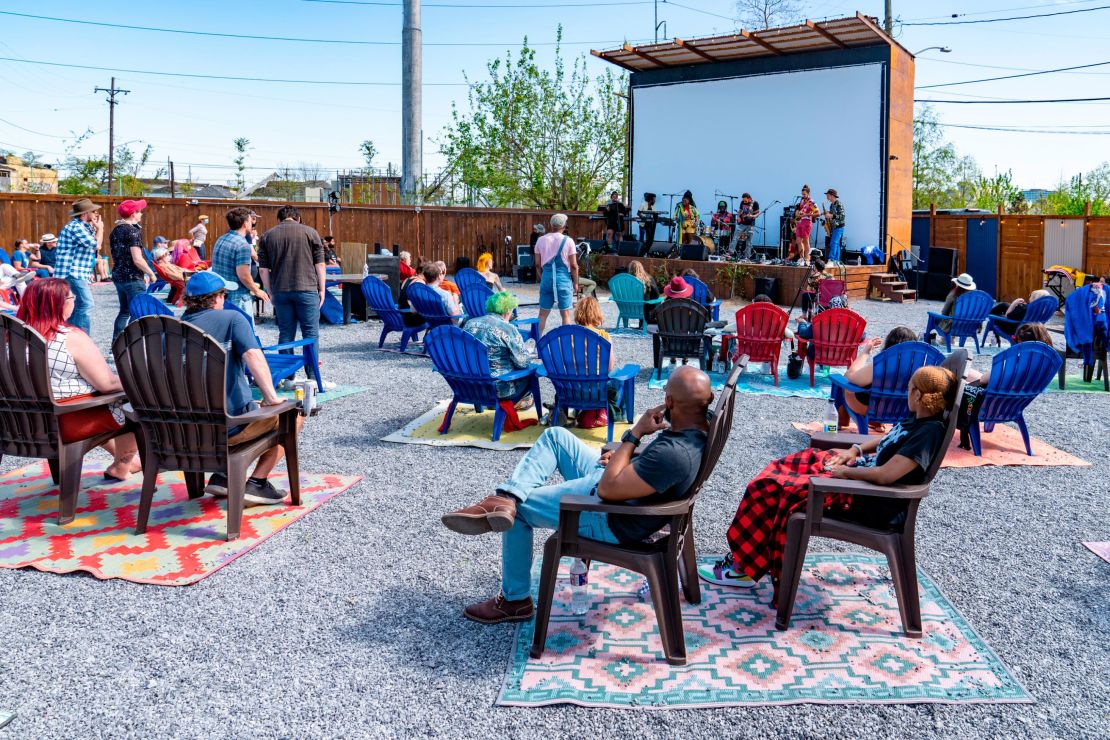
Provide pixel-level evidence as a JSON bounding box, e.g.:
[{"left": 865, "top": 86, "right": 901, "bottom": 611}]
[
  {"left": 682, "top": 275, "right": 722, "bottom": 322},
  {"left": 968, "top": 341, "right": 1062, "bottom": 456},
  {"left": 223, "top": 302, "right": 324, "bottom": 391},
  {"left": 361, "top": 275, "right": 426, "bottom": 351},
  {"left": 981, "top": 294, "right": 1057, "bottom": 347},
  {"left": 407, "top": 281, "right": 462, "bottom": 331},
  {"left": 141, "top": 249, "right": 168, "bottom": 294},
  {"left": 608, "top": 273, "right": 661, "bottom": 333},
  {"left": 536, "top": 325, "right": 640, "bottom": 443},
  {"left": 829, "top": 341, "right": 944, "bottom": 433},
  {"left": 424, "top": 325, "right": 542, "bottom": 442},
  {"left": 460, "top": 285, "right": 540, "bottom": 343},
  {"left": 128, "top": 293, "right": 174, "bottom": 320},
  {"left": 454, "top": 268, "right": 488, "bottom": 295},
  {"left": 924, "top": 289, "right": 994, "bottom": 352}
]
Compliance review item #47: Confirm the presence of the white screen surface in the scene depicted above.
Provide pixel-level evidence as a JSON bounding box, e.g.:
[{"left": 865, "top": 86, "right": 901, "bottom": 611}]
[{"left": 632, "top": 63, "right": 883, "bottom": 250}]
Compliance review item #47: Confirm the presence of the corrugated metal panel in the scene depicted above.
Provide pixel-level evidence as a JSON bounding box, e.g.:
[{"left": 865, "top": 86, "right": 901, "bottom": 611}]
[{"left": 1043, "top": 218, "right": 1084, "bottom": 269}]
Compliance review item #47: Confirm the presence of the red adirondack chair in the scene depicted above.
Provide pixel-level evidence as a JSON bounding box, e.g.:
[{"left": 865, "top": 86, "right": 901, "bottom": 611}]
[
  {"left": 805, "top": 307, "right": 866, "bottom": 386},
  {"left": 727, "top": 303, "right": 789, "bottom": 385}
]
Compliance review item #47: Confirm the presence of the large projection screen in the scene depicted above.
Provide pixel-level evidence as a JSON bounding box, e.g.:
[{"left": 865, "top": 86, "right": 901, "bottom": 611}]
[{"left": 632, "top": 63, "right": 884, "bottom": 250}]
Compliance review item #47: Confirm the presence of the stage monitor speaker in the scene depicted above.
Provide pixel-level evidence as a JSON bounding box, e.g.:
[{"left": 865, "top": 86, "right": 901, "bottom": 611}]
[
  {"left": 515, "top": 245, "right": 534, "bottom": 267},
  {"left": 587, "top": 239, "right": 607, "bottom": 253},
  {"left": 617, "top": 241, "right": 641, "bottom": 257},
  {"left": 753, "top": 276, "right": 778, "bottom": 303},
  {"left": 647, "top": 242, "right": 676, "bottom": 258},
  {"left": 680, "top": 243, "right": 708, "bottom": 261},
  {"left": 927, "top": 247, "right": 958, "bottom": 277}
]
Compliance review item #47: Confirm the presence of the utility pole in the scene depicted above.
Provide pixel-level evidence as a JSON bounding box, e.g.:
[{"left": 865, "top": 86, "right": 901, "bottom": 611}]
[
  {"left": 168, "top": 158, "right": 176, "bottom": 199},
  {"left": 884, "top": 0, "right": 893, "bottom": 35},
  {"left": 94, "top": 77, "right": 130, "bottom": 196},
  {"left": 401, "top": 0, "right": 422, "bottom": 205}
]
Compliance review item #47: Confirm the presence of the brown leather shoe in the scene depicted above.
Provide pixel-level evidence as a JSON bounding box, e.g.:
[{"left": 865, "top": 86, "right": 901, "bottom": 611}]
[
  {"left": 464, "top": 594, "right": 534, "bottom": 624},
  {"left": 442, "top": 494, "right": 516, "bottom": 535}
]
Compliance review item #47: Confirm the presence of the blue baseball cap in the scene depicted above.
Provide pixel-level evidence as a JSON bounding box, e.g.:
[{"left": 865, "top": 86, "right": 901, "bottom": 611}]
[
  {"left": 152, "top": 236, "right": 168, "bottom": 245},
  {"left": 185, "top": 270, "right": 238, "bottom": 297}
]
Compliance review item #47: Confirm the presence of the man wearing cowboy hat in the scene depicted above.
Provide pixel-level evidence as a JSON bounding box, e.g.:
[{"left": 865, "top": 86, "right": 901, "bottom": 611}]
[
  {"left": 54, "top": 198, "right": 104, "bottom": 334},
  {"left": 822, "top": 188, "right": 846, "bottom": 264},
  {"left": 35, "top": 233, "right": 58, "bottom": 277}
]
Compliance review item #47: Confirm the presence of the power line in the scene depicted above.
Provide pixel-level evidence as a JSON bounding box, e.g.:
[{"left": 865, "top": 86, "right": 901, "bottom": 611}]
[
  {"left": 918, "top": 59, "right": 1110, "bottom": 89},
  {"left": 660, "top": 0, "right": 735, "bottom": 22},
  {"left": 0, "top": 10, "right": 627, "bottom": 47},
  {"left": 901, "top": 0, "right": 1101, "bottom": 23},
  {"left": 0, "top": 56, "right": 468, "bottom": 86},
  {"left": 302, "top": 0, "right": 652, "bottom": 7},
  {"left": 936, "top": 122, "right": 1110, "bottom": 135},
  {"left": 916, "top": 96, "right": 1110, "bottom": 104},
  {"left": 922, "top": 56, "right": 1110, "bottom": 75},
  {"left": 0, "top": 116, "right": 99, "bottom": 140},
  {"left": 903, "top": 3, "right": 1110, "bottom": 26}
]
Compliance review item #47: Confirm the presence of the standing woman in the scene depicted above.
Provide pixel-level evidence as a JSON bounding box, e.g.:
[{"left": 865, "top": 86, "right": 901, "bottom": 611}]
[
  {"left": 534, "top": 213, "right": 579, "bottom": 334},
  {"left": 673, "top": 190, "right": 700, "bottom": 246},
  {"left": 109, "top": 199, "right": 158, "bottom": 339},
  {"left": 189, "top": 215, "right": 210, "bottom": 260},
  {"left": 791, "top": 185, "right": 820, "bottom": 265}
]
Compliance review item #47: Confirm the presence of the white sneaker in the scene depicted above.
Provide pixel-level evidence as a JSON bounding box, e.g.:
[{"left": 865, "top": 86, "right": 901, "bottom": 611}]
[
  {"left": 698, "top": 557, "right": 758, "bottom": 588},
  {"left": 313, "top": 379, "right": 337, "bottom": 392},
  {"left": 278, "top": 379, "right": 296, "bottom": 391}
]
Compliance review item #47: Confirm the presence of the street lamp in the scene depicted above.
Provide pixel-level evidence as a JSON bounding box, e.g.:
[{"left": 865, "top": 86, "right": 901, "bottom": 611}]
[{"left": 913, "top": 46, "right": 952, "bottom": 55}]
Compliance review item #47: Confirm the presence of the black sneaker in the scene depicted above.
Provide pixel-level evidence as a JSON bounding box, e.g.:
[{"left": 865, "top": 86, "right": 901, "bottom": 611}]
[
  {"left": 244, "top": 479, "right": 286, "bottom": 506},
  {"left": 205, "top": 473, "right": 228, "bottom": 497}
]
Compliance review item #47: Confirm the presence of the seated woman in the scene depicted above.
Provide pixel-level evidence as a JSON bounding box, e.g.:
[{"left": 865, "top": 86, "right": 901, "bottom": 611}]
[
  {"left": 398, "top": 267, "right": 429, "bottom": 328},
  {"left": 574, "top": 296, "right": 617, "bottom": 429},
  {"left": 989, "top": 288, "right": 1052, "bottom": 337},
  {"left": 398, "top": 251, "right": 416, "bottom": 280},
  {"left": 172, "top": 238, "right": 208, "bottom": 272},
  {"left": 16, "top": 278, "right": 142, "bottom": 481},
  {"left": 475, "top": 252, "right": 503, "bottom": 292},
  {"left": 956, "top": 322, "right": 1052, "bottom": 449},
  {"left": 435, "top": 260, "right": 461, "bottom": 298},
  {"left": 701, "top": 365, "right": 956, "bottom": 599},
  {"left": 662, "top": 276, "right": 693, "bottom": 301},
  {"left": 681, "top": 267, "right": 715, "bottom": 303},
  {"left": 837, "top": 325, "right": 918, "bottom": 431},
  {"left": 799, "top": 257, "right": 832, "bottom": 321},
  {"left": 462, "top": 290, "right": 536, "bottom": 422},
  {"left": 152, "top": 247, "right": 194, "bottom": 306},
  {"left": 627, "top": 260, "right": 661, "bottom": 322}
]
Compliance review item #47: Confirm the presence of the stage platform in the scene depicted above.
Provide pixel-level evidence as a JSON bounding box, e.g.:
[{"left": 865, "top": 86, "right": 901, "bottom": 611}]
[{"left": 590, "top": 254, "right": 886, "bottom": 303}]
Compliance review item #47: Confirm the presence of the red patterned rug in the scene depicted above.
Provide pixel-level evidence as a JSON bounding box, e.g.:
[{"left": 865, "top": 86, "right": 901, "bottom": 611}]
[{"left": 0, "top": 461, "right": 359, "bottom": 586}]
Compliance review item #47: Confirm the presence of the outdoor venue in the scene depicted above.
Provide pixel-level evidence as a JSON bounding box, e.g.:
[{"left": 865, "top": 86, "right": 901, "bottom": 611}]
[{"left": 0, "top": 2, "right": 1108, "bottom": 739}]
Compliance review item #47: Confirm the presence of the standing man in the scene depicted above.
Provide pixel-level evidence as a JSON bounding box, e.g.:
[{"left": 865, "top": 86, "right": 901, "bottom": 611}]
[
  {"left": 53, "top": 198, "right": 104, "bottom": 334},
  {"left": 710, "top": 201, "right": 734, "bottom": 252},
  {"left": 212, "top": 206, "right": 267, "bottom": 313},
  {"left": 823, "top": 188, "right": 846, "bottom": 264},
  {"left": 189, "top": 214, "right": 210, "bottom": 260},
  {"left": 109, "top": 199, "right": 159, "bottom": 339},
  {"left": 637, "top": 192, "right": 658, "bottom": 247},
  {"left": 258, "top": 205, "right": 334, "bottom": 390},
  {"left": 736, "top": 193, "right": 760, "bottom": 259}
]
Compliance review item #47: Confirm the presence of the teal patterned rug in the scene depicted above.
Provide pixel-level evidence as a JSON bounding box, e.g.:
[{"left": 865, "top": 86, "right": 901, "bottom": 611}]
[
  {"left": 499, "top": 554, "right": 1030, "bottom": 709},
  {"left": 647, "top": 362, "right": 833, "bottom": 398}
]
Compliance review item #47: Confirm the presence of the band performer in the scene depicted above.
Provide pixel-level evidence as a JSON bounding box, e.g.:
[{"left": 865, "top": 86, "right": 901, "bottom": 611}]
[
  {"left": 599, "top": 191, "right": 629, "bottom": 248},
  {"left": 790, "top": 184, "right": 820, "bottom": 265},
  {"left": 711, "top": 201, "right": 734, "bottom": 251},
  {"left": 673, "top": 190, "right": 701, "bottom": 246},
  {"left": 823, "top": 188, "right": 846, "bottom": 264},
  {"left": 736, "top": 192, "right": 760, "bottom": 258},
  {"left": 638, "top": 192, "right": 658, "bottom": 246}
]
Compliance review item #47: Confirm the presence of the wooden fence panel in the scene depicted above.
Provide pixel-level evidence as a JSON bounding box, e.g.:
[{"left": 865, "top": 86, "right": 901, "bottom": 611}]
[
  {"left": 998, "top": 216, "right": 1043, "bottom": 301},
  {"left": 1085, "top": 218, "right": 1110, "bottom": 278}
]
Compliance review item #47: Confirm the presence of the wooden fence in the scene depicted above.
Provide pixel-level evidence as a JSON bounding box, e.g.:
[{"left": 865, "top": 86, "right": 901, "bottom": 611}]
[
  {"left": 914, "top": 211, "right": 1110, "bottom": 302},
  {"left": 0, "top": 194, "right": 597, "bottom": 276}
]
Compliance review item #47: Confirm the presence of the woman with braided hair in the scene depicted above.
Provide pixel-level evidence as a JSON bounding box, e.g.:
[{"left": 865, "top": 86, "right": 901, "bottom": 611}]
[{"left": 700, "top": 365, "right": 957, "bottom": 601}]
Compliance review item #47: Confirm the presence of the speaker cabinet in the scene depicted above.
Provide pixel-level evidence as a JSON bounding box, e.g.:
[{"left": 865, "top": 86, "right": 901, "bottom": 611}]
[
  {"left": 680, "top": 243, "right": 707, "bottom": 261},
  {"left": 617, "top": 241, "right": 642, "bottom": 257}
]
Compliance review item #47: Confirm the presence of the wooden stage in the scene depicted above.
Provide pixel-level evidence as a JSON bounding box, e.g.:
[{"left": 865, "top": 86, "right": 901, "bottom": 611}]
[{"left": 590, "top": 254, "right": 887, "bottom": 303}]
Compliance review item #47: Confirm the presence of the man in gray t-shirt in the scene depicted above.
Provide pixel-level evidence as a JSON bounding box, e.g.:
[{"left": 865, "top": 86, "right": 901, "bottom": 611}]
[{"left": 441, "top": 366, "right": 713, "bottom": 625}]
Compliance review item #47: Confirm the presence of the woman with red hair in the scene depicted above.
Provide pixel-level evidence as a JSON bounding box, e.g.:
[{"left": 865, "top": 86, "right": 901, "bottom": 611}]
[
  {"left": 17, "top": 278, "right": 141, "bottom": 481},
  {"left": 171, "top": 238, "right": 208, "bottom": 272}
]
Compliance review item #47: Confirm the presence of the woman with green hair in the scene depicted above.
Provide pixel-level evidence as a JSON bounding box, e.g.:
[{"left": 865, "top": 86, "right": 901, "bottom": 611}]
[{"left": 463, "top": 290, "right": 535, "bottom": 407}]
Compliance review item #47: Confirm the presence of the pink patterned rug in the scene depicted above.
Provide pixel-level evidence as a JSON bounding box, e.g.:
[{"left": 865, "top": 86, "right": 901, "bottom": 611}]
[{"left": 1083, "top": 542, "right": 1110, "bottom": 565}]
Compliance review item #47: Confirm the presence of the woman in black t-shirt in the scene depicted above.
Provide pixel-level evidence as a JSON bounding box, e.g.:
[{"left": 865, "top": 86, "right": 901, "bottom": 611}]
[{"left": 701, "top": 365, "right": 956, "bottom": 601}]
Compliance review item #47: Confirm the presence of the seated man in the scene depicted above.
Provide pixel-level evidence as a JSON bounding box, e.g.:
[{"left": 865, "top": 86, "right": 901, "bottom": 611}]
[
  {"left": 179, "top": 271, "right": 304, "bottom": 505},
  {"left": 424, "top": 262, "right": 463, "bottom": 317},
  {"left": 442, "top": 366, "right": 714, "bottom": 623}
]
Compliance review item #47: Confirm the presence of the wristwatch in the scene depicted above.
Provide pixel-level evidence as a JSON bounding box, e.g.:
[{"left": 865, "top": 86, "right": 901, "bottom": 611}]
[{"left": 621, "top": 430, "right": 642, "bottom": 448}]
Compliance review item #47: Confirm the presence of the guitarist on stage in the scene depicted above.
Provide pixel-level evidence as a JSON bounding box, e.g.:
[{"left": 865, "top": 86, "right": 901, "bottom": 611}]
[
  {"left": 790, "top": 184, "right": 820, "bottom": 265},
  {"left": 736, "top": 192, "right": 760, "bottom": 259},
  {"left": 822, "top": 188, "right": 846, "bottom": 264}
]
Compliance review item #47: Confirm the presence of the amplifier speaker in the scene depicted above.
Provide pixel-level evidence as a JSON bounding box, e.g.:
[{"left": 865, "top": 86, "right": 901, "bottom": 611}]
[
  {"left": 927, "top": 247, "right": 958, "bottom": 277},
  {"left": 646, "top": 242, "right": 677, "bottom": 258},
  {"left": 680, "top": 243, "right": 708, "bottom": 261},
  {"left": 617, "top": 241, "right": 641, "bottom": 257}
]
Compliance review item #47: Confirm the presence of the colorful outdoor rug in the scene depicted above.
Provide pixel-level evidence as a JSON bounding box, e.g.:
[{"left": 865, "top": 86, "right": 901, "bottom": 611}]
[
  {"left": 1083, "top": 542, "right": 1110, "bottom": 565},
  {"left": 1046, "top": 375, "right": 1108, "bottom": 394},
  {"left": 648, "top": 362, "right": 833, "bottom": 399},
  {"left": 382, "top": 400, "right": 634, "bottom": 450},
  {"left": 251, "top": 384, "right": 368, "bottom": 406},
  {"left": 0, "top": 461, "right": 360, "bottom": 586},
  {"left": 791, "top": 421, "right": 1088, "bottom": 468},
  {"left": 499, "top": 554, "right": 1030, "bottom": 709}
]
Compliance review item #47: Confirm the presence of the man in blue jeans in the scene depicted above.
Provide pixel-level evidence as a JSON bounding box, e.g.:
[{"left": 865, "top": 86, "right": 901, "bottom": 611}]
[
  {"left": 823, "top": 188, "right": 846, "bottom": 264},
  {"left": 442, "top": 366, "right": 713, "bottom": 624},
  {"left": 257, "top": 205, "right": 334, "bottom": 390},
  {"left": 53, "top": 198, "right": 104, "bottom": 334}
]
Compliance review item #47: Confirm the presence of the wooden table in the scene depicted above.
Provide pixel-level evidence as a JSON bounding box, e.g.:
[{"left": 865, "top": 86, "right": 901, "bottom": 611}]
[{"left": 329, "top": 274, "right": 371, "bottom": 325}]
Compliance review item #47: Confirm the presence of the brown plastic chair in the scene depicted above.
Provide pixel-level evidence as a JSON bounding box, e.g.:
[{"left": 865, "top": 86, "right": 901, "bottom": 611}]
[
  {"left": 648, "top": 298, "right": 714, "bottom": 379},
  {"left": 0, "top": 313, "right": 133, "bottom": 525},
  {"left": 530, "top": 358, "right": 746, "bottom": 666},
  {"left": 778, "top": 350, "right": 969, "bottom": 638},
  {"left": 112, "top": 316, "right": 301, "bottom": 541}
]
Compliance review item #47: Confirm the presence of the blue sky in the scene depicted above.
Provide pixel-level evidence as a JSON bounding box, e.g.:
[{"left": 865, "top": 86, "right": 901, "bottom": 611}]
[{"left": 0, "top": 0, "right": 1107, "bottom": 190}]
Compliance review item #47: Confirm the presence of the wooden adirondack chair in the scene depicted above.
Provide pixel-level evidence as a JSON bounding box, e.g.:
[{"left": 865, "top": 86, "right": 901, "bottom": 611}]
[
  {"left": 727, "top": 303, "right": 789, "bottom": 386},
  {"left": 424, "top": 325, "right": 542, "bottom": 442},
  {"left": 924, "top": 289, "right": 993, "bottom": 353},
  {"left": 805, "top": 308, "right": 866, "bottom": 387},
  {"left": 648, "top": 298, "right": 713, "bottom": 379},
  {"left": 829, "top": 341, "right": 944, "bottom": 433},
  {"left": 609, "top": 273, "right": 661, "bottom": 333}
]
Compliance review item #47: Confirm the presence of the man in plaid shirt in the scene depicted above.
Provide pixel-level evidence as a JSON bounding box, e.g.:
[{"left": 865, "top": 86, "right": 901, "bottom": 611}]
[
  {"left": 211, "top": 207, "right": 266, "bottom": 312},
  {"left": 54, "top": 198, "right": 105, "bottom": 334}
]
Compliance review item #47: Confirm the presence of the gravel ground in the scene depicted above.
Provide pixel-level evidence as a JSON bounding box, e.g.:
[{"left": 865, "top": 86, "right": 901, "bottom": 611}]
[{"left": 1, "top": 280, "right": 1107, "bottom": 739}]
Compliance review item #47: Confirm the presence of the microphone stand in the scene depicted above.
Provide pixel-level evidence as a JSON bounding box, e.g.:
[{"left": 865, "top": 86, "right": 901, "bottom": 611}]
[
  {"left": 755, "top": 199, "right": 779, "bottom": 262},
  {"left": 662, "top": 192, "right": 679, "bottom": 244}
]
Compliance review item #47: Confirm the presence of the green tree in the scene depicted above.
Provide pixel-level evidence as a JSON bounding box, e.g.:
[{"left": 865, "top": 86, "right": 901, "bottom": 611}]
[
  {"left": 968, "top": 169, "right": 1020, "bottom": 212},
  {"left": 57, "top": 156, "right": 109, "bottom": 195},
  {"left": 359, "top": 139, "right": 378, "bottom": 170},
  {"left": 912, "top": 105, "right": 981, "bottom": 209},
  {"left": 233, "top": 137, "right": 251, "bottom": 194},
  {"left": 439, "top": 30, "right": 627, "bottom": 210},
  {"left": 1045, "top": 163, "right": 1110, "bottom": 216}
]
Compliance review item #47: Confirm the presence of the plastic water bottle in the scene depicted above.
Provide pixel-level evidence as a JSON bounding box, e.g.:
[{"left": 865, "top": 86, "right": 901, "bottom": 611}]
[
  {"left": 362, "top": 261, "right": 369, "bottom": 277},
  {"left": 637, "top": 577, "right": 651, "bottom": 602},
  {"left": 822, "top": 399, "right": 838, "bottom": 434},
  {"left": 568, "top": 559, "right": 590, "bottom": 615}
]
